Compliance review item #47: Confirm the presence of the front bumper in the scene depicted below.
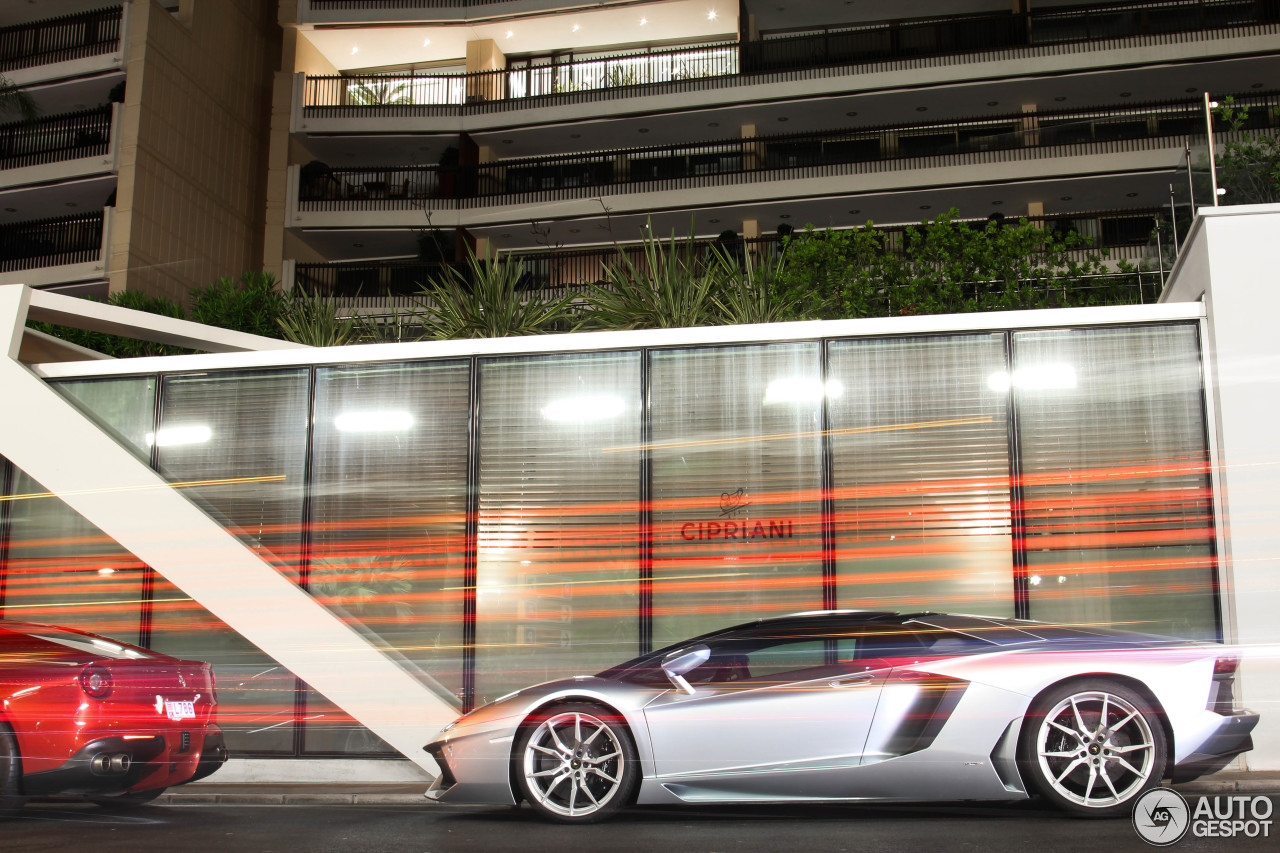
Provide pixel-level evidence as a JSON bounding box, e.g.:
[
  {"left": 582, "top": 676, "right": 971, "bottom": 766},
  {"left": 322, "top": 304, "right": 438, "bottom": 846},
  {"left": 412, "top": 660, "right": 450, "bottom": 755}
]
[
  {"left": 423, "top": 732, "right": 518, "bottom": 806},
  {"left": 1171, "top": 710, "right": 1259, "bottom": 783}
]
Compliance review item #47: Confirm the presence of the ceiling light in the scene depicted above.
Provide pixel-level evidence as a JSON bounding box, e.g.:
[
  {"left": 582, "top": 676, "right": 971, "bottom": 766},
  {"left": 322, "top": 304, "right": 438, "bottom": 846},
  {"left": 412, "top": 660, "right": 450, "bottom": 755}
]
[
  {"left": 65, "top": 202, "right": 77, "bottom": 207},
  {"left": 3, "top": 207, "right": 15, "bottom": 212},
  {"left": 542, "top": 395, "right": 625, "bottom": 422},
  {"left": 638, "top": 127, "right": 649, "bottom": 133},
  {"left": 709, "top": 218, "right": 720, "bottom": 224},
  {"left": 845, "top": 111, "right": 857, "bottom": 117},
  {"left": 708, "top": 121, "right": 719, "bottom": 127},
  {"left": 98, "top": 567, "right": 116, "bottom": 576},
  {"left": 335, "top": 411, "right": 414, "bottom": 433},
  {"left": 1054, "top": 96, "right": 1067, "bottom": 102},
  {"left": 502, "top": 139, "right": 514, "bottom": 144},
  {"left": 640, "top": 17, "right": 647, "bottom": 25},
  {"left": 506, "top": 30, "right": 514, "bottom": 39},
  {"left": 987, "top": 364, "right": 1077, "bottom": 393},
  {"left": 352, "top": 242, "right": 364, "bottom": 248},
  {"left": 572, "top": 24, "right": 580, "bottom": 33},
  {"left": 423, "top": 39, "right": 431, "bottom": 46},
  {"left": 351, "top": 46, "right": 358, "bottom": 55},
  {"left": 776, "top": 116, "right": 789, "bottom": 122},
  {"left": 146, "top": 425, "right": 212, "bottom": 447},
  {"left": 1126, "top": 192, "right": 1139, "bottom": 197},
  {"left": 848, "top": 209, "right": 860, "bottom": 215},
  {"left": 708, "top": 10, "right": 717, "bottom": 20},
  {"left": 915, "top": 106, "right": 928, "bottom": 112},
  {"left": 920, "top": 204, "right": 932, "bottom": 210},
  {"left": 1186, "top": 87, "right": 1198, "bottom": 93},
  {"left": 779, "top": 213, "right": 791, "bottom": 219},
  {"left": 570, "top": 133, "right": 581, "bottom": 138},
  {"left": 764, "top": 378, "right": 844, "bottom": 405},
  {"left": 500, "top": 233, "right": 511, "bottom": 238},
  {"left": 991, "top": 200, "right": 1003, "bottom": 206},
  {"left": 569, "top": 228, "right": 580, "bottom": 233},
  {"left": 1060, "top": 195, "right": 1072, "bottom": 201},
  {"left": 987, "top": 101, "right": 999, "bottom": 106},
  {"left": 1252, "top": 82, "right": 1264, "bottom": 89}
]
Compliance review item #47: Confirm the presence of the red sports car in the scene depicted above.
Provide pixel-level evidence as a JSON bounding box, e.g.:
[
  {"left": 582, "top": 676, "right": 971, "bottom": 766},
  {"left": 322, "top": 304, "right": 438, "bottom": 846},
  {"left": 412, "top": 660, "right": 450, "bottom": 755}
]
[{"left": 0, "top": 620, "right": 227, "bottom": 814}]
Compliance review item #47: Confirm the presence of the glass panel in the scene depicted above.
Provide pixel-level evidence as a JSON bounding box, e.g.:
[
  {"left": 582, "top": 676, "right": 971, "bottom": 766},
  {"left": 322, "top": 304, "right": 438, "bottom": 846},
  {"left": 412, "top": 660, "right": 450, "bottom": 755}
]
[
  {"left": 1, "top": 467, "right": 148, "bottom": 643},
  {"left": 474, "top": 352, "right": 640, "bottom": 705},
  {"left": 304, "top": 360, "right": 470, "bottom": 754},
  {"left": 650, "top": 344, "right": 824, "bottom": 646},
  {"left": 1013, "top": 325, "right": 1217, "bottom": 640},
  {"left": 828, "top": 334, "right": 1014, "bottom": 616},
  {"left": 0, "top": 377, "right": 155, "bottom": 641},
  {"left": 149, "top": 369, "right": 310, "bottom": 753}
]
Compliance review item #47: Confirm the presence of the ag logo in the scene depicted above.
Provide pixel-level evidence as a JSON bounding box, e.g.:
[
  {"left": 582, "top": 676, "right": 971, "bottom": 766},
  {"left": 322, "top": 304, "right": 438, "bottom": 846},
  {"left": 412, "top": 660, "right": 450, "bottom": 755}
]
[{"left": 1133, "top": 787, "right": 1190, "bottom": 846}]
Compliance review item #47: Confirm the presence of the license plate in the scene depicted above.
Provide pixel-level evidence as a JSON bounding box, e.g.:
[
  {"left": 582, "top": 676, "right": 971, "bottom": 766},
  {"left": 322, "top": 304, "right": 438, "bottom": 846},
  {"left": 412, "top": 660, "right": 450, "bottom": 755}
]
[{"left": 164, "top": 700, "right": 196, "bottom": 722}]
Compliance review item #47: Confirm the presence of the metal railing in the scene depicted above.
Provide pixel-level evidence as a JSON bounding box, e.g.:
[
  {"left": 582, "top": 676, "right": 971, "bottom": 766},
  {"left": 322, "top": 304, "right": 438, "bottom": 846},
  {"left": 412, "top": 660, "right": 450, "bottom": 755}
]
[
  {"left": 299, "top": 1, "right": 1276, "bottom": 115},
  {"left": 0, "top": 211, "right": 104, "bottom": 272},
  {"left": 302, "top": 41, "right": 738, "bottom": 111},
  {"left": 0, "top": 6, "right": 123, "bottom": 72},
  {"left": 297, "top": 92, "right": 1278, "bottom": 210},
  {"left": 745, "top": 0, "right": 1269, "bottom": 73},
  {"left": 0, "top": 104, "right": 112, "bottom": 170},
  {"left": 293, "top": 210, "right": 1163, "bottom": 299}
]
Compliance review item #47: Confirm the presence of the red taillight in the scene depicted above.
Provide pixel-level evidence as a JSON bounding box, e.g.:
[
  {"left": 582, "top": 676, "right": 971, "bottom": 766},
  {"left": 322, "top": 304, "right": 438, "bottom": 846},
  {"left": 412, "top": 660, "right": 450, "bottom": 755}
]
[
  {"left": 1214, "top": 656, "right": 1240, "bottom": 678},
  {"left": 80, "top": 665, "right": 114, "bottom": 698}
]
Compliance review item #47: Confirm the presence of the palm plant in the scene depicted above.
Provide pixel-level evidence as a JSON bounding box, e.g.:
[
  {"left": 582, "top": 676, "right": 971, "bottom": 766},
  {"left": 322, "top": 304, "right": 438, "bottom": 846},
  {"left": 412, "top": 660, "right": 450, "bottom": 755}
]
[
  {"left": 346, "top": 79, "right": 412, "bottom": 106},
  {"left": 276, "top": 287, "right": 364, "bottom": 346},
  {"left": 0, "top": 74, "right": 39, "bottom": 124},
  {"left": 581, "top": 223, "right": 727, "bottom": 330},
  {"left": 415, "top": 251, "right": 577, "bottom": 339},
  {"left": 711, "top": 249, "right": 796, "bottom": 325}
]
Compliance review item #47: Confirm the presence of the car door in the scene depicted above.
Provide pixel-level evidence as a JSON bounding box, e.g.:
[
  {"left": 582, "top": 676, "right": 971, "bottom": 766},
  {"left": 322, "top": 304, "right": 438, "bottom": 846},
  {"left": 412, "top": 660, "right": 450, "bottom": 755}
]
[{"left": 641, "top": 637, "right": 890, "bottom": 797}]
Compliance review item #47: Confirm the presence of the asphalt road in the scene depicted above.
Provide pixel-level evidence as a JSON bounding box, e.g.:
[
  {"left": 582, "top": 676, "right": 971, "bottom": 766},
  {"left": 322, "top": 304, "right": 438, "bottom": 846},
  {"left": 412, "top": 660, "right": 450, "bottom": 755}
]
[{"left": 5, "top": 797, "right": 1279, "bottom": 853}]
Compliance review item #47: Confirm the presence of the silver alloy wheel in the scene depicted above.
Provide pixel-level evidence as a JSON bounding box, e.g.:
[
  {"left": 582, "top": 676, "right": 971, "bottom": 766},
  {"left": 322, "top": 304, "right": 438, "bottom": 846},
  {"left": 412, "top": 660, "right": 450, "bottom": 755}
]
[
  {"left": 1035, "top": 689, "right": 1157, "bottom": 809},
  {"left": 521, "top": 710, "right": 626, "bottom": 819}
]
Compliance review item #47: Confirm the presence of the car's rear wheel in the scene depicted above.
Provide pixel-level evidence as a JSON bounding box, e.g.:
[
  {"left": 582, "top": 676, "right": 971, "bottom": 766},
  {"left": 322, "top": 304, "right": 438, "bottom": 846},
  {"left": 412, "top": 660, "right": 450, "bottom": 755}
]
[
  {"left": 89, "top": 787, "right": 167, "bottom": 808},
  {"left": 513, "top": 703, "right": 638, "bottom": 824},
  {"left": 0, "top": 722, "right": 27, "bottom": 818},
  {"left": 1019, "top": 680, "right": 1166, "bottom": 818}
]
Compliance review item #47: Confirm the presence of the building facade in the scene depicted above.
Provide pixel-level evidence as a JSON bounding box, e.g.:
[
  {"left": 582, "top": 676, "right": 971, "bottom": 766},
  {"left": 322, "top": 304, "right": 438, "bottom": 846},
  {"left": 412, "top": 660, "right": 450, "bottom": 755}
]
[{"left": 1, "top": 0, "right": 279, "bottom": 303}]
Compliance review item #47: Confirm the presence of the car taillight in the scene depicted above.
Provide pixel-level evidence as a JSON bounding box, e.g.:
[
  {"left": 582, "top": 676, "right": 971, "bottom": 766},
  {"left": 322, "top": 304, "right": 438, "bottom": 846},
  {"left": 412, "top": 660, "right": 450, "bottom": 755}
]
[
  {"left": 1213, "top": 656, "right": 1240, "bottom": 679},
  {"left": 80, "top": 665, "right": 114, "bottom": 699}
]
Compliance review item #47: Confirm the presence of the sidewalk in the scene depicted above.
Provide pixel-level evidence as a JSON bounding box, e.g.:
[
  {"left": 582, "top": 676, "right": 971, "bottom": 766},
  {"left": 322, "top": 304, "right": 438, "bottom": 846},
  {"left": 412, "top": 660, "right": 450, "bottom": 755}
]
[{"left": 157, "top": 773, "right": 1280, "bottom": 806}]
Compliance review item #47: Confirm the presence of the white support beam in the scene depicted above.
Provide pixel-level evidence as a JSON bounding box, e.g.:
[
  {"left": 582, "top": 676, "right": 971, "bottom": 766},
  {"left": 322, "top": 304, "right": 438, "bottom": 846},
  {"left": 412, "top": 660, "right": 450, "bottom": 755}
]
[{"left": 0, "top": 285, "right": 453, "bottom": 772}]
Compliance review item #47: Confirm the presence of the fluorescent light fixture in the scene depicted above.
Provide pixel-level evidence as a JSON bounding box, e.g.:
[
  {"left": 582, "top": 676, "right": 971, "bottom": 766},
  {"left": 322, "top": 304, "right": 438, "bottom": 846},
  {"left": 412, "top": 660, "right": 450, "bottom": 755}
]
[
  {"left": 763, "top": 377, "right": 844, "bottom": 405},
  {"left": 541, "top": 395, "right": 625, "bottom": 422},
  {"left": 987, "top": 363, "right": 1078, "bottom": 393},
  {"left": 334, "top": 411, "right": 415, "bottom": 433},
  {"left": 145, "top": 425, "right": 212, "bottom": 447}
]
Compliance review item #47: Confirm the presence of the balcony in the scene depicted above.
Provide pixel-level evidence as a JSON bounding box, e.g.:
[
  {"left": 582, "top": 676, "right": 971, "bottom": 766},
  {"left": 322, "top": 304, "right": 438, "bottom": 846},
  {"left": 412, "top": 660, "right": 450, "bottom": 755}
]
[
  {"left": 0, "top": 209, "right": 110, "bottom": 289},
  {"left": 0, "top": 104, "right": 118, "bottom": 188},
  {"left": 292, "top": 92, "right": 1276, "bottom": 224},
  {"left": 0, "top": 6, "right": 124, "bottom": 83},
  {"left": 296, "top": 0, "right": 1278, "bottom": 125},
  {"left": 290, "top": 209, "right": 1162, "bottom": 304}
]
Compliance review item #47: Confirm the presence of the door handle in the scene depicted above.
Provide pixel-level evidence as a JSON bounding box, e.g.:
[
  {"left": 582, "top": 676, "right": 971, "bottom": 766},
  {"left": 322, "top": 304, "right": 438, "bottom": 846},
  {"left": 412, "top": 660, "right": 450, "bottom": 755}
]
[{"left": 828, "top": 673, "right": 875, "bottom": 688}]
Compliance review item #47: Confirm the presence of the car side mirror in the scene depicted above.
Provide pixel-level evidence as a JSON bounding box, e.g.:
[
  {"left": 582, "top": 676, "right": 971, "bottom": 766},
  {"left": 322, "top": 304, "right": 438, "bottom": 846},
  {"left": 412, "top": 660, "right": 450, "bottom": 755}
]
[{"left": 661, "top": 645, "right": 710, "bottom": 695}]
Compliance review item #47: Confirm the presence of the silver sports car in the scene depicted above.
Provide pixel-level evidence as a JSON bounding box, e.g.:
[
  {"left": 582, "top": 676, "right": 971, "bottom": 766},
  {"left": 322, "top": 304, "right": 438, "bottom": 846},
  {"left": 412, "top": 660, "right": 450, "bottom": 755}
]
[{"left": 424, "top": 610, "right": 1257, "bottom": 823}]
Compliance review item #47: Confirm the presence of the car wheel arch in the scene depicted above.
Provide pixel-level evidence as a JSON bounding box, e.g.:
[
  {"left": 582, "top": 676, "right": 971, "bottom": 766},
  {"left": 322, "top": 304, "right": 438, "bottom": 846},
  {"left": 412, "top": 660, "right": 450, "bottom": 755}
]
[
  {"left": 1023, "top": 673, "right": 1174, "bottom": 765},
  {"left": 507, "top": 697, "right": 636, "bottom": 807}
]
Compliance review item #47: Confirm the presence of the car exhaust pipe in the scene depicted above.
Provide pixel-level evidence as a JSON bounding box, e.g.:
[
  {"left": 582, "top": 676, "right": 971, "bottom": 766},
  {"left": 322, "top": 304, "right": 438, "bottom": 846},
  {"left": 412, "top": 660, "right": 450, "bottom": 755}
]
[{"left": 90, "top": 753, "right": 132, "bottom": 775}]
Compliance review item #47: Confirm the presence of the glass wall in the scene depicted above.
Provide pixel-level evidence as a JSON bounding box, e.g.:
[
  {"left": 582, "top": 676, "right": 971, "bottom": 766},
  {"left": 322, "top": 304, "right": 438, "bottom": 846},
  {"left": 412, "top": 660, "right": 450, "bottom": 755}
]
[
  {"left": 474, "top": 352, "right": 641, "bottom": 704},
  {"left": 0, "top": 378, "right": 155, "bottom": 642},
  {"left": 828, "top": 334, "right": 1014, "bottom": 615},
  {"left": 649, "top": 343, "right": 825, "bottom": 646},
  {"left": 1014, "top": 325, "right": 1218, "bottom": 639},
  {"left": 305, "top": 360, "right": 470, "bottom": 753},
  {"left": 149, "top": 369, "right": 311, "bottom": 754},
  {"left": 0, "top": 319, "right": 1223, "bottom": 757}
]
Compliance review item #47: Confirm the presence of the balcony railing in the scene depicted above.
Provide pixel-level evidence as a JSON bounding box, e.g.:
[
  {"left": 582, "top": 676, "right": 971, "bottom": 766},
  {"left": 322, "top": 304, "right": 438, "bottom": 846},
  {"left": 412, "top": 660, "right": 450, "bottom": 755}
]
[
  {"left": 0, "top": 6, "right": 122, "bottom": 73},
  {"left": 303, "top": 41, "right": 739, "bottom": 112},
  {"left": 0, "top": 211, "right": 104, "bottom": 272},
  {"left": 744, "top": 0, "right": 1269, "bottom": 73},
  {"left": 293, "top": 210, "right": 1163, "bottom": 300},
  {"left": 0, "top": 104, "right": 113, "bottom": 171},
  {"left": 300, "top": 0, "right": 1276, "bottom": 115},
  {"left": 296, "top": 92, "right": 1278, "bottom": 210}
]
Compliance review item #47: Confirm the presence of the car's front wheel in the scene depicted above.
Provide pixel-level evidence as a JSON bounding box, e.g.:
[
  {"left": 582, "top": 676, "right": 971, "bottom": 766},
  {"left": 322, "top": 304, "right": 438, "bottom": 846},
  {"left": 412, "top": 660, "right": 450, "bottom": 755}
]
[
  {"left": 513, "top": 703, "right": 638, "bottom": 824},
  {"left": 1019, "top": 680, "right": 1167, "bottom": 818},
  {"left": 0, "top": 722, "right": 26, "bottom": 818}
]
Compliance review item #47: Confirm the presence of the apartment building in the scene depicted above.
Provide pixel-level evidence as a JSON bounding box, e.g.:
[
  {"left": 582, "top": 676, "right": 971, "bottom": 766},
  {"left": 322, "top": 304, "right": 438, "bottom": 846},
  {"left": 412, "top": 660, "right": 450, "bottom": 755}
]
[
  {"left": 273, "top": 0, "right": 1280, "bottom": 307},
  {"left": 0, "top": 0, "right": 278, "bottom": 304}
]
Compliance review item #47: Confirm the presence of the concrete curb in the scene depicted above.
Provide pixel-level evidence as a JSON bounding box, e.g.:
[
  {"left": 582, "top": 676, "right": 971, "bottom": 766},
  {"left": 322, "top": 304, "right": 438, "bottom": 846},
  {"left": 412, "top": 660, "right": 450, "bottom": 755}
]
[{"left": 155, "top": 774, "right": 1279, "bottom": 806}]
